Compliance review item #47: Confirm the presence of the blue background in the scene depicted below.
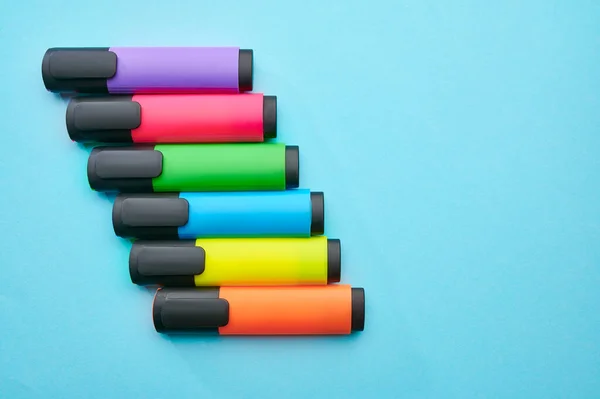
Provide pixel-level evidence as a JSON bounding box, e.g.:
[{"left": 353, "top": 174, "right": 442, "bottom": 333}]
[{"left": 1, "top": 0, "right": 600, "bottom": 398}]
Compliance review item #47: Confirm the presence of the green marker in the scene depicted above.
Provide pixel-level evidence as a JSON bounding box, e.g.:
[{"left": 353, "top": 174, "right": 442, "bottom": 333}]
[{"left": 87, "top": 143, "right": 299, "bottom": 192}]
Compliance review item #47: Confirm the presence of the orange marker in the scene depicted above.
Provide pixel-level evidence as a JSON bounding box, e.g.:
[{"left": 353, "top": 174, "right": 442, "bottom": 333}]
[{"left": 152, "top": 285, "right": 365, "bottom": 335}]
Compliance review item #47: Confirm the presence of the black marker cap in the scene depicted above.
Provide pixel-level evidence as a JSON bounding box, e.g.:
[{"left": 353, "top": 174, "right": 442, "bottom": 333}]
[
  {"left": 238, "top": 49, "right": 253, "bottom": 92},
  {"left": 129, "top": 240, "right": 203, "bottom": 286},
  {"left": 351, "top": 288, "right": 365, "bottom": 332},
  {"left": 285, "top": 146, "right": 299, "bottom": 189},
  {"left": 263, "top": 96, "right": 277, "bottom": 139},
  {"left": 327, "top": 239, "right": 341, "bottom": 283},
  {"left": 153, "top": 287, "right": 229, "bottom": 334},
  {"left": 88, "top": 146, "right": 160, "bottom": 193},
  {"left": 66, "top": 96, "right": 138, "bottom": 143},
  {"left": 112, "top": 194, "right": 188, "bottom": 239},
  {"left": 310, "top": 192, "right": 325, "bottom": 235},
  {"left": 42, "top": 48, "right": 115, "bottom": 93}
]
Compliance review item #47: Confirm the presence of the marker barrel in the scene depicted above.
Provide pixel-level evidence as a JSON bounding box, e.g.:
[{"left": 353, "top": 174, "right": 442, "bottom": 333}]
[
  {"left": 153, "top": 285, "right": 365, "bottom": 335},
  {"left": 66, "top": 94, "right": 276, "bottom": 143},
  {"left": 42, "top": 47, "right": 252, "bottom": 94},
  {"left": 88, "top": 143, "right": 299, "bottom": 193},
  {"left": 130, "top": 237, "right": 340, "bottom": 286},
  {"left": 113, "top": 190, "right": 323, "bottom": 239}
]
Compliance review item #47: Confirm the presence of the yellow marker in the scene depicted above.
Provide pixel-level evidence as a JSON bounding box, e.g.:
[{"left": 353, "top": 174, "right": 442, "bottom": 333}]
[{"left": 129, "top": 237, "right": 341, "bottom": 286}]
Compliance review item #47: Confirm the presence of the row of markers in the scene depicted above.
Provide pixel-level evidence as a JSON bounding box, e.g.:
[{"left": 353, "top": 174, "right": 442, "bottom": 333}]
[{"left": 43, "top": 46, "right": 365, "bottom": 335}]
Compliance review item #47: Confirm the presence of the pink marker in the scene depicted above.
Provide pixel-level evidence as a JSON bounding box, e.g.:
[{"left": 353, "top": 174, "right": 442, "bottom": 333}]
[{"left": 65, "top": 94, "right": 277, "bottom": 143}]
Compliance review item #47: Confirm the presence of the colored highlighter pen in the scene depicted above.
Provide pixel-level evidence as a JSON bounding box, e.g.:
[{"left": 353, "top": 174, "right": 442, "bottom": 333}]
[
  {"left": 130, "top": 237, "right": 340, "bottom": 286},
  {"left": 42, "top": 47, "right": 252, "bottom": 94},
  {"left": 113, "top": 190, "right": 323, "bottom": 239},
  {"left": 153, "top": 285, "right": 365, "bottom": 335},
  {"left": 66, "top": 94, "right": 276, "bottom": 143},
  {"left": 88, "top": 143, "right": 298, "bottom": 193}
]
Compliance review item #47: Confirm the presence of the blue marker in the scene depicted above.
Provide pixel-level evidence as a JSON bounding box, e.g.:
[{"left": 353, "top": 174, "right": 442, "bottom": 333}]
[{"left": 112, "top": 190, "right": 324, "bottom": 239}]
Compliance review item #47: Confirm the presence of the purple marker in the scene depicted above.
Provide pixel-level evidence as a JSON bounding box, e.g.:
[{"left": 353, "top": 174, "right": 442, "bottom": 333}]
[{"left": 42, "top": 47, "right": 253, "bottom": 94}]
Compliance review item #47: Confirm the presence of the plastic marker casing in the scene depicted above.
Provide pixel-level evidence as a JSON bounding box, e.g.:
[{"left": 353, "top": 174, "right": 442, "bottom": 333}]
[
  {"left": 113, "top": 190, "right": 323, "bottom": 239},
  {"left": 66, "top": 94, "right": 276, "bottom": 143},
  {"left": 88, "top": 143, "right": 299, "bottom": 193},
  {"left": 153, "top": 285, "right": 365, "bottom": 335},
  {"left": 130, "top": 237, "right": 340, "bottom": 286},
  {"left": 42, "top": 47, "right": 252, "bottom": 94}
]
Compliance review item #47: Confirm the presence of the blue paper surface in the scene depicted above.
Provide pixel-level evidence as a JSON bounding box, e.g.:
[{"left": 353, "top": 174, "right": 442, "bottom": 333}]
[{"left": 1, "top": 0, "right": 600, "bottom": 398}]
